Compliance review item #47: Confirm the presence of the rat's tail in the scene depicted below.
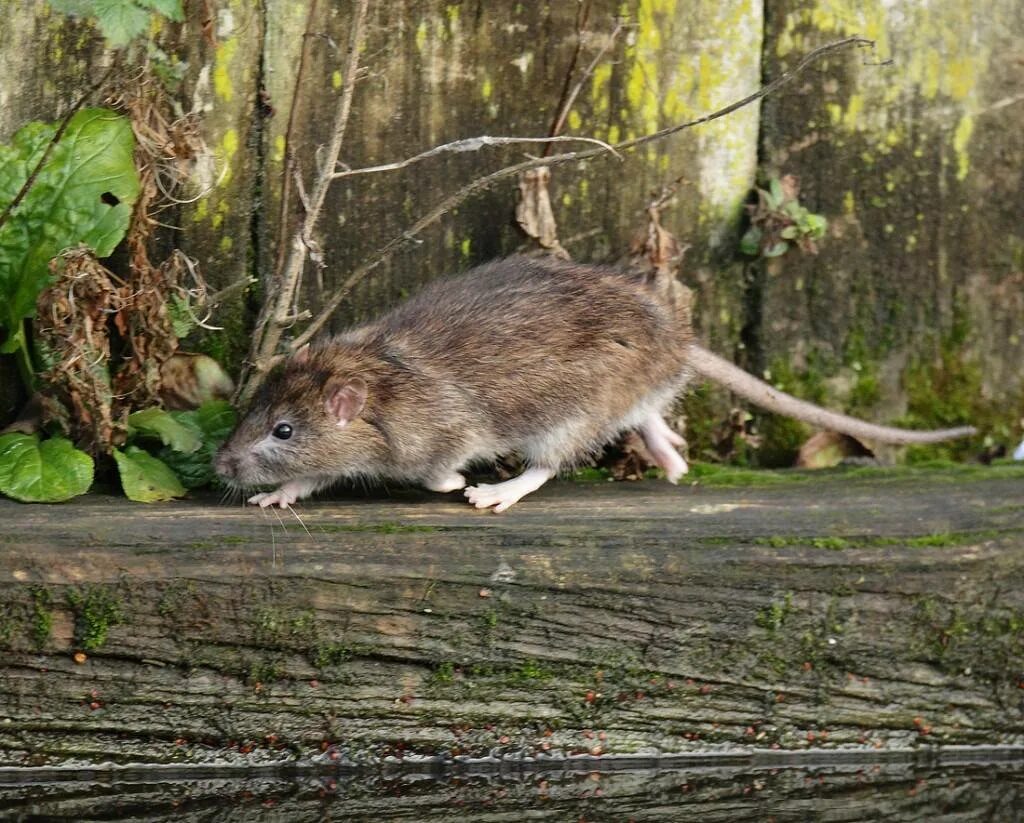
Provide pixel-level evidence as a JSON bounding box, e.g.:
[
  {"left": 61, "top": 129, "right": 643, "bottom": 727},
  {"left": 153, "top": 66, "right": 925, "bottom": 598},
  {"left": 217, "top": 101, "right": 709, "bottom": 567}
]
[{"left": 688, "top": 344, "right": 977, "bottom": 445}]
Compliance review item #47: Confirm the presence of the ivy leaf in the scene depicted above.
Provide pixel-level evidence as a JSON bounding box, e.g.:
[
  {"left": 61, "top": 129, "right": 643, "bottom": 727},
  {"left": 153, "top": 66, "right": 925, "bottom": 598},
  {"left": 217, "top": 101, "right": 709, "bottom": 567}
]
[
  {"left": 0, "top": 433, "right": 93, "bottom": 502},
  {"left": 0, "top": 108, "right": 139, "bottom": 348},
  {"left": 114, "top": 446, "right": 186, "bottom": 502},
  {"left": 127, "top": 407, "right": 203, "bottom": 454}
]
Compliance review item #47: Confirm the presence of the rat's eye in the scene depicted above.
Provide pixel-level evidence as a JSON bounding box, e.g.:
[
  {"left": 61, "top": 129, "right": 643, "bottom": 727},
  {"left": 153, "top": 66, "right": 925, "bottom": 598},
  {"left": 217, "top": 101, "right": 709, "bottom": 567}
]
[{"left": 272, "top": 422, "right": 293, "bottom": 440}]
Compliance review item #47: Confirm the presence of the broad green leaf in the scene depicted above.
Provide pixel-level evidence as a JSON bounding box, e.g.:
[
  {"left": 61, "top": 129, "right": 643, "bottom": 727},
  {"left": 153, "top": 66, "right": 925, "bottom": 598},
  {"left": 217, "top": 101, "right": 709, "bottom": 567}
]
[
  {"left": 114, "top": 446, "right": 185, "bottom": 502},
  {"left": 90, "top": 0, "right": 151, "bottom": 46},
  {"left": 764, "top": 241, "right": 790, "bottom": 258},
  {"left": 780, "top": 225, "right": 799, "bottom": 240},
  {"left": 0, "top": 108, "right": 139, "bottom": 344},
  {"left": 127, "top": 407, "right": 203, "bottom": 454},
  {"left": 739, "top": 227, "right": 762, "bottom": 256},
  {"left": 50, "top": 0, "right": 182, "bottom": 46},
  {"left": 768, "top": 178, "right": 784, "bottom": 207},
  {"left": 0, "top": 433, "right": 93, "bottom": 502}
]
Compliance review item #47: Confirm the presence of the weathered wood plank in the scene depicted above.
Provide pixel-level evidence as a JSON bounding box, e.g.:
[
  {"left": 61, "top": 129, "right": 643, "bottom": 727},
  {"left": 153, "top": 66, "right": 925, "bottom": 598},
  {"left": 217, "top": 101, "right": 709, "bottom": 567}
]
[{"left": 1, "top": 465, "right": 1021, "bottom": 769}]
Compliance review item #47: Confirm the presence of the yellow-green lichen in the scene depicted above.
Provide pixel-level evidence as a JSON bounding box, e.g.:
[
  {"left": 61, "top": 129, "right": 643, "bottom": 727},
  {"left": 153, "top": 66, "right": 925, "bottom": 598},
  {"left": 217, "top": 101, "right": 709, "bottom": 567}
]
[{"left": 213, "top": 36, "right": 239, "bottom": 103}]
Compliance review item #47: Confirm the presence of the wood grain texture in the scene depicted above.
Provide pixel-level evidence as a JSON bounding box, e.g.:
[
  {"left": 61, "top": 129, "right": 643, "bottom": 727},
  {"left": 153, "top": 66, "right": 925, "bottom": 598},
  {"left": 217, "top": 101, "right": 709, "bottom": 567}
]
[{"left": 1, "top": 465, "right": 1021, "bottom": 770}]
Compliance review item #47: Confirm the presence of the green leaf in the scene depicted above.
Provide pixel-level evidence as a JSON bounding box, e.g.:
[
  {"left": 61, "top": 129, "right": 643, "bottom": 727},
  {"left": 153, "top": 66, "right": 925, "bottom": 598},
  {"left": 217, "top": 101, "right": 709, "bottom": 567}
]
[
  {"left": 167, "top": 294, "right": 196, "bottom": 338},
  {"left": 0, "top": 108, "right": 139, "bottom": 344},
  {"left": 193, "top": 400, "right": 237, "bottom": 442},
  {"left": 768, "top": 178, "right": 784, "bottom": 207},
  {"left": 91, "top": 0, "right": 151, "bottom": 46},
  {"left": 157, "top": 401, "right": 237, "bottom": 489},
  {"left": 0, "top": 433, "right": 93, "bottom": 502},
  {"left": 804, "top": 213, "right": 828, "bottom": 237},
  {"left": 139, "top": 0, "right": 184, "bottom": 22},
  {"left": 764, "top": 241, "right": 790, "bottom": 258},
  {"left": 739, "top": 227, "right": 762, "bottom": 256},
  {"left": 114, "top": 446, "right": 186, "bottom": 502},
  {"left": 127, "top": 407, "right": 203, "bottom": 454},
  {"left": 780, "top": 225, "right": 799, "bottom": 240}
]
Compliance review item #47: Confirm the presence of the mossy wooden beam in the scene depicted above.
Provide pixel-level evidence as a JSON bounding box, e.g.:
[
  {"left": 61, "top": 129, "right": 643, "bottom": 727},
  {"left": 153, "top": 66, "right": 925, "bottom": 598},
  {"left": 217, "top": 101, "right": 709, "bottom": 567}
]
[{"left": 1, "top": 464, "right": 1022, "bottom": 770}]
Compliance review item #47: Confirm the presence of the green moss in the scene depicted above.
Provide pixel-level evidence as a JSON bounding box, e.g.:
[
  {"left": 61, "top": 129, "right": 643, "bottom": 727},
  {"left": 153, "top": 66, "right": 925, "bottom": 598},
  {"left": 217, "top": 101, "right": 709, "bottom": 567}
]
[
  {"left": 30, "top": 586, "right": 53, "bottom": 649},
  {"left": 677, "top": 381, "right": 720, "bottom": 462},
  {"left": 755, "top": 528, "right": 1014, "bottom": 551},
  {"left": 756, "top": 592, "right": 794, "bottom": 632},
  {"left": 899, "top": 313, "right": 1023, "bottom": 462},
  {"left": 67, "top": 586, "right": 124, "bottom": 651},
  {"left": 572, "top": 466, "right": 613, "bottom": 483},
  {"left": 0, "top": 604, "right": 16, "bottom": 647},
  {"left": 312, "top": 641, "right": 375, "bottom": 669},
  {"left": 156, "top": 580, "right": 197, "bottom": 620},
  {"left": 687, "top": 462, "right": 810, "bottom": 487},
  {"left": 912, "top": 595, "right": 1024, "bottom": 683}
]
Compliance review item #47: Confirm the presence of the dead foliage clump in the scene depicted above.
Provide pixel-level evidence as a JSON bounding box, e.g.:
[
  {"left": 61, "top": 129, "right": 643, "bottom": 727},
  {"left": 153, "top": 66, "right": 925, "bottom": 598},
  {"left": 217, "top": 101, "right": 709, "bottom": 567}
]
[{"left": 34, "top": 65, "right": 222, "bottom": 455}]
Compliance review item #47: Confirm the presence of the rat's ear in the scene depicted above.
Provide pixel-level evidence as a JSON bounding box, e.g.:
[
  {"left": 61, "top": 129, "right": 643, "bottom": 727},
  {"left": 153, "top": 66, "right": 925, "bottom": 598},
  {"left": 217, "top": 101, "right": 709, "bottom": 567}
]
[
  {"left": 293, "top": 343, "right": 311, "bottom": 364},
  {"left": 325, "top": 377, "right": 367, "bottom": 427}
]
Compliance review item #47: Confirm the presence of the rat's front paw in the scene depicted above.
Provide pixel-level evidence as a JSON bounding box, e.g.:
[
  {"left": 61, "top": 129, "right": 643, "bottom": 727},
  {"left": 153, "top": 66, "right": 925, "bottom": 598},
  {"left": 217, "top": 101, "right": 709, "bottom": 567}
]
[
  {"left": 248, "top": 478, "right": 317, "bottom": 509},
  {"left": 248, "top": 488, "right": 297, "bottom": 509}
]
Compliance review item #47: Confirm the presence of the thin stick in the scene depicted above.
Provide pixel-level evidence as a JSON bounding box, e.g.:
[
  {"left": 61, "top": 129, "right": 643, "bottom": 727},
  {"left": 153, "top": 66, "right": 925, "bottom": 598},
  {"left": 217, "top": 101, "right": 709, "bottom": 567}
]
[
  {"left": 287, "top": 36, "right": 873, "bottom": 353},
  {"left": 547, "top": 15, "right": 624, "bottom": 152},
  {"left": 544, "top": 0, "right": 591, "bottom": 153},
  {"left": 330, "top": 134, "right": 621, "bottom": 180},
  {"left": 238, "top": 0, "right": 371, "bottom": 403},
  {"left": 272, "top": 0, "right": 321, "bottom": 278}
]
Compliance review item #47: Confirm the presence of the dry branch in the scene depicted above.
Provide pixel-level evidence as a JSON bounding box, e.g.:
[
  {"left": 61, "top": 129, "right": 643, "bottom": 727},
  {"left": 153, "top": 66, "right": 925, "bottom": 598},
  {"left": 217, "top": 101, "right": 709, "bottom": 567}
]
[
  {"left": 237, "top": 0, "right": 371, "bottom": 405},
  {"left": 330, "top": 135, "right": 621, "bottom": 181}
]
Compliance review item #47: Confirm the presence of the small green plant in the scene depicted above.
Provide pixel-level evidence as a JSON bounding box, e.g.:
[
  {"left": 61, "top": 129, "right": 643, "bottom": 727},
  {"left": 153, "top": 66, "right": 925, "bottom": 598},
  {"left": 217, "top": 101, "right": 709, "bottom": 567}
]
[
  {"left": 0, "top": 105, "right": 234, "bottom": 501},
  {"left": 49, "top": 0, "right": 184, "bottom": 48},
  {"left": 740, "top": 175, "right": 828, "bottom": 258}
]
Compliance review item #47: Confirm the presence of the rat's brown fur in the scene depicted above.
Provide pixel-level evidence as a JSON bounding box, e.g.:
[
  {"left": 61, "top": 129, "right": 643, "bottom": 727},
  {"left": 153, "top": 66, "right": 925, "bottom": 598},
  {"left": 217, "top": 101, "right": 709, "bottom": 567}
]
[
  {"left": 216, "top": 256, "right": 693, "bottom": 497},
  {"left": 217, "top": 255, "right": 974, "bottom": 509}
]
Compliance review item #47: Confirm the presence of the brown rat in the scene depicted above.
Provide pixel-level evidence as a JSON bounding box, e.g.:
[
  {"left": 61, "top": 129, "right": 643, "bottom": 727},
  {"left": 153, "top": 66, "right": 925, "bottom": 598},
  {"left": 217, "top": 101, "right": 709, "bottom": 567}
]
[{"left": 215, "top": 256, "right": 974, "bottom": 511}]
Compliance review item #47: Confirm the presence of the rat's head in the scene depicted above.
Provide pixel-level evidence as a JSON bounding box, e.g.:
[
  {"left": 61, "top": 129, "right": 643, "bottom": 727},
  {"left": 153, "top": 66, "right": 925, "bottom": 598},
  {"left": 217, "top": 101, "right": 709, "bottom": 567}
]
[{"left": 215, "top": 346, "right": 380, "bottom": 488}]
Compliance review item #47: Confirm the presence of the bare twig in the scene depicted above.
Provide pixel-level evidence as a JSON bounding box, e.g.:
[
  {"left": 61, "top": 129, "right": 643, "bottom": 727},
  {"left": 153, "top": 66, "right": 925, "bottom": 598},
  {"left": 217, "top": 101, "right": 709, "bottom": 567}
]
[
  {"left": 237, "top": 0, "right": 371, "bottom": 404},
  {"left": 273, "top": 0, "right": 321, "bottom": 277},
  {"left": 545, "top": 0, "right": 592, "bottom": 151},
  {"left": 547, "top": 14, "right": 624, "bottom": 150},
  {"left": 288, "top": 36, "right": 873, "bottom": 352},
  {"left": 331, "top": 134, "right": 621, "bottom": 180}
]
